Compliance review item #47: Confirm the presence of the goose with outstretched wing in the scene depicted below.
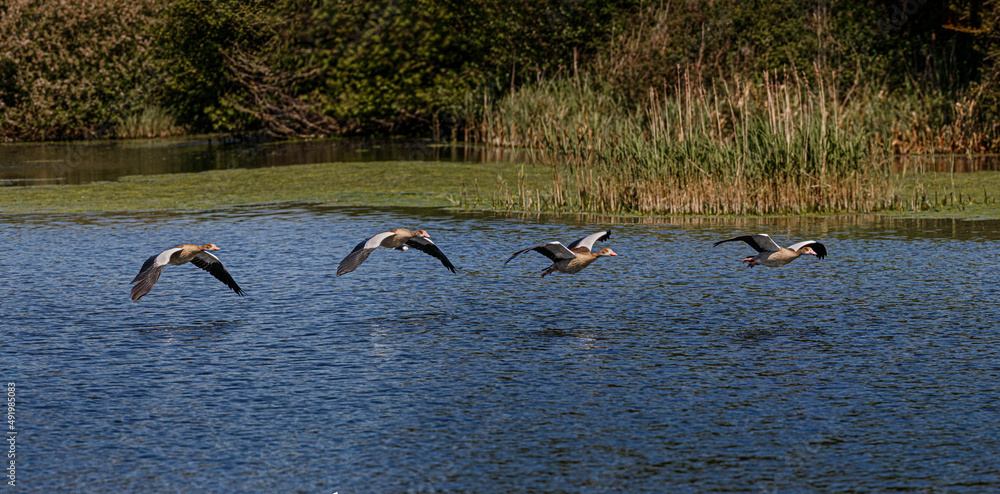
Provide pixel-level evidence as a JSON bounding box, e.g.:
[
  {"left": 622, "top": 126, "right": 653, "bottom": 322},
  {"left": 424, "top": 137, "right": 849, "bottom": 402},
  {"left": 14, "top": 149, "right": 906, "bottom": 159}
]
[
  {"left": 337, "top": 228, "right": 457, "bottom": 276},
  {"left": 130, "top": 243, "right": 244, "bottom": 301},
  {"left": 714, "top": 233, "right": 827, "bottom": 268},
  {"left": 505, "top": 230, "right": 617, "bottom": 277}
]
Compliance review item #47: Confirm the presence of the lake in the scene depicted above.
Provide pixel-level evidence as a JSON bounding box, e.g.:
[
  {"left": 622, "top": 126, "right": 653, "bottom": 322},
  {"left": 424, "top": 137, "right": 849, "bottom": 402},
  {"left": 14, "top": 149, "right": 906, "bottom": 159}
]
[
  {"left": 4, "top": 137, "right": 999, "bottom": 187},
  {"left": 0, "top": 138, "right": 532, "bottom": 186},
  {"left": 4, "top": 204, "right": 1000, "bottom": 492}
]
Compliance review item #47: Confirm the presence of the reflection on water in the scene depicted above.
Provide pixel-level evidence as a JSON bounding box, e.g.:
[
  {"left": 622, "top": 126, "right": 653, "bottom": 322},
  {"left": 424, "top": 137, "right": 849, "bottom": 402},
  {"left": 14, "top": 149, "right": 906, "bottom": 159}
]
[
  {"left": 0, "top": 137, "right": 538, "bottom": 186},
  {"left": 3, "top": 207, "right": 1000, "bottom": 492},
  {"left": 5, "top": 136, "right": 1000, "bottom": 190}
]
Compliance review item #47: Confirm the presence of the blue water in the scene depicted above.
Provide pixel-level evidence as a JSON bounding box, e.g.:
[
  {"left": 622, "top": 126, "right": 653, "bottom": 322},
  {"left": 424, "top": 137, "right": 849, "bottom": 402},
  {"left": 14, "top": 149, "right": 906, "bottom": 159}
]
[{"left": 3, "top": 206, "right": 1000, "bottom": 492}]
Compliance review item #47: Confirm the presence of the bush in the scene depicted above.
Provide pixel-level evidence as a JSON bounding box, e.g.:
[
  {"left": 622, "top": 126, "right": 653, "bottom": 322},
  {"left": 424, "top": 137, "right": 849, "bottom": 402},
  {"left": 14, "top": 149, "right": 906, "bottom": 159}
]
[
  {"left": 207, "top": 0, "right": 637, "bottom": 136},
  {"left": 0, "top": 0, "right": 165, "bottom": 141},
  {"left": 0, "top": 0, "right": 994, "bottom": 142},
  {"left": 153, "top": 0, "right": 273, "bottom": 133},
  {"left": 595, "top": 0, "right": 984, "bottom": 100}
]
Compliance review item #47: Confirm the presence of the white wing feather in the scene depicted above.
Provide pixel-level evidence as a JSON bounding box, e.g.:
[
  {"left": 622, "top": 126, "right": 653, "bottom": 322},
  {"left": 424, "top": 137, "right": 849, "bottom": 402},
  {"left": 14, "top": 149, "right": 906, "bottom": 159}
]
[
  {"left": 154, "top": 247, "right": 182, "bottom": 267},
  {"left": 567, "top": 231, "right": 609, "bottom": 252},
  {"left": 785, "top": 240, "right": 816, "bottom": 251},
  {"left": 363, "top": 231, "right": 398, "bottom": 250}
]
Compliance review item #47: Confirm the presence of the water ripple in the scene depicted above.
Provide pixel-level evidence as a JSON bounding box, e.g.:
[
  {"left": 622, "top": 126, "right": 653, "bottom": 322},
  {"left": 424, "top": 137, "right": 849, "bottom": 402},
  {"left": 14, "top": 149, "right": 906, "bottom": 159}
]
[{"left": 3, "top": 209, "right": 999, "bottom": 492}]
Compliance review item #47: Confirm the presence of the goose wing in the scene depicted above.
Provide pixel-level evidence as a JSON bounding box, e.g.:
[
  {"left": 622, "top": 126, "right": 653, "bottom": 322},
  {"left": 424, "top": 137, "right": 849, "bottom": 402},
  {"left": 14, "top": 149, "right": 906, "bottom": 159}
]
[
  {"left": 190, "top": 251, "right": 245, "bottom": 296},
  {"left": 336, "top": 231, "right": 397, "bottom": 276},
  {"left": 714, "top": 234, "right": 781, "bottom": 253},
  {"left": 337, "top": 247, "right": 376, "bottom": 276},
  {"left": 405, "top": 236, "right": 457, "bottom": 273},
  {"left": 786, "top": 240, "right": 827, "bottom": 259},
  {"left": 566, "top": 230, "right": 611, "bottom": 252},
  {"left": 504, "top": 241, "right": 577, "bottom": 265},
  {"left": 130, "top": 247, "right": 181, "bottom": 302}
]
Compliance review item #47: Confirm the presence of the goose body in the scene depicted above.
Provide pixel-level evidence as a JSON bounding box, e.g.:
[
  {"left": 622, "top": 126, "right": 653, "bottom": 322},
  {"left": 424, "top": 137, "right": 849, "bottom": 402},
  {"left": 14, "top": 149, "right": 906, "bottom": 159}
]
[
  {"left": 505, "top": 230, "right": 617, "bottom": 277},
  {"left": 714, "top": 234, "right": 827, "bottom": 268},
  {"left": 130, "top": 243, "right": 244, "bottom": 301},
  {"left": 337, "top": 228, "right": 457, "bottom": 276}
]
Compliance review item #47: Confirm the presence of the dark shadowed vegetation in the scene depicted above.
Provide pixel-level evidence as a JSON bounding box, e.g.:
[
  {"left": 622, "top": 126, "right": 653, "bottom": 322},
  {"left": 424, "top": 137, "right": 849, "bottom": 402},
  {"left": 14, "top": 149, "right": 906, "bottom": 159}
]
[{"left": 1, "top": 0, "right": 999, "bottom": 214}]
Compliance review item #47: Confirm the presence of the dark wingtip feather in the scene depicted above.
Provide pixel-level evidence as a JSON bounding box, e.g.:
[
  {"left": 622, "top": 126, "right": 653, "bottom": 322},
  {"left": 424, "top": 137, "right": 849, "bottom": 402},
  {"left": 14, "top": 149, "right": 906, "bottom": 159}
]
[
  {"left": 190, "top": 256, "right": 245, "bottom": 298},
  {"left": 504, "top": 248, "right": 529, "bottom": 266},
  {"left": 129, "top": 265, "right": 163, "bottom": 302},
  {"left": 404, "top": 238, "right": 457, "bottom": 273},
  {"left": 714, "top": 235, "right": 764, "bottom": 252},
  {"left": 713, "top": 237, "right": 741, "bottom": 248},
  {"left": 813, "top": 242, "right": 828, "bottom": 260},
  {"left": 437, "top": 254, "right": 458, "bottom": 273},
  {"left": 337, "top": 248, "right": 375, "bottom": 276},
  {"left": 131, "top": 254, "right": 158, "bottom": 284}
]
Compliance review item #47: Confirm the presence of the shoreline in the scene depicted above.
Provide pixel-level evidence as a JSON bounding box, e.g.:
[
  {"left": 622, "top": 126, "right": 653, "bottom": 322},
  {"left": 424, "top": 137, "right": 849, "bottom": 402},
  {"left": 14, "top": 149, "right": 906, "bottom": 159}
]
[{"left": 2, "top": 161, "right": 999, "bottom": 220}]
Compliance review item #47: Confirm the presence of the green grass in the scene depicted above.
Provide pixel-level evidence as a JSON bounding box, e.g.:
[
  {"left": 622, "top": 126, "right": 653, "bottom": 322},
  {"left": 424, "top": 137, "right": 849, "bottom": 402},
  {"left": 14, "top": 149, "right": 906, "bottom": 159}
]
[
  {"left": 891, "top": 170, "right": 1000, "bottom": 218},
  {"left": 1, "top": 160, "right": 549, "bottom": 214}
]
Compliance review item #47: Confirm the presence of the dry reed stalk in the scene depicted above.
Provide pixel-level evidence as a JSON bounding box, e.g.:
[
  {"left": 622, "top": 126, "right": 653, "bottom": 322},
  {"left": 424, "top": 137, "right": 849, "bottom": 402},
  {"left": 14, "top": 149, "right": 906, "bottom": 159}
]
[{"left": 478, "top": 69, "right": 900, "bottom": 215}]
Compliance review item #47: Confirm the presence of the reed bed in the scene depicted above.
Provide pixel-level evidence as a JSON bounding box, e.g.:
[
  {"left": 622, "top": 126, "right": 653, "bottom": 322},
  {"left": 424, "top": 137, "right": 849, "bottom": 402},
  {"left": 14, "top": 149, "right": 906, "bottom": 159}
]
[
  {"left": 475, "top": 71, "right": 902, "bottom": 215},
  {"left": 114, "top": 105, "right": 186, "bottom": 139}
]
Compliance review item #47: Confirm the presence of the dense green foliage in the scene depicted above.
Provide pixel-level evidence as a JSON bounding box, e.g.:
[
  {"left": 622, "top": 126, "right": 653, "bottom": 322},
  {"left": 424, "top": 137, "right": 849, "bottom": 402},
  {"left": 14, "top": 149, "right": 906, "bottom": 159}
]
[
  {"left": 263, "top": 0, "right": 481, "bottom": 133},
  {"left": 0, "top": 0, "right": 996, "bottom": 142},
  {"left": 150, "top": 0, "right": 637, "bottom": 136},
  {"left": 154, "top": 0, "right": 273, "bottom": 132},
  {"left": 0, "top": 0, "right": 164, "bottom": 140}
]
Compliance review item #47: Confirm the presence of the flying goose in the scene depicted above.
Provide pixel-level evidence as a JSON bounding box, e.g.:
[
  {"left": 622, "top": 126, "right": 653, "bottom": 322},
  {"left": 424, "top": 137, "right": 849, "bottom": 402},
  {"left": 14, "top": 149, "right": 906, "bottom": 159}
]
[
  {"left": 504, "top": 230, "right": 617, "bottom": 277},
  {"left": 130, "top": 243, "right": 244, "bottom": 301},
  {"left": 714, "top": 234, "right": 827, "bottom": 268},
  {"left": 337, "top": 228, "right": 457, "bottom": 276}
]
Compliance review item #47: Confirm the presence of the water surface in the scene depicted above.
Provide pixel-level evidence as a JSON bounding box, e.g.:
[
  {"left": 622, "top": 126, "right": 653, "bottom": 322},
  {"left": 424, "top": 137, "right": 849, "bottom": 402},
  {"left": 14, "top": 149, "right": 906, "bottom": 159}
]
[
  {"left": 3, "top": 208, "right": 999, "bottom": 492},
  {"left": 8, "top": 138, "right": 997, "bottom": 188},
  {"left": 0, "top": 138, "right": 533, "bottom": 186}
]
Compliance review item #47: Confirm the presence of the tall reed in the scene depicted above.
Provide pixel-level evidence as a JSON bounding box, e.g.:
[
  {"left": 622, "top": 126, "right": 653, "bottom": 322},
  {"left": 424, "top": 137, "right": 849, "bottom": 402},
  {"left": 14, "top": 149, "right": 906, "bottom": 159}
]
[
  {"left": 476, "top": 70, "right": 899, "bottom": 215},
  {"left": 114, "top": 105, "right": 186, "bottom": 139}
]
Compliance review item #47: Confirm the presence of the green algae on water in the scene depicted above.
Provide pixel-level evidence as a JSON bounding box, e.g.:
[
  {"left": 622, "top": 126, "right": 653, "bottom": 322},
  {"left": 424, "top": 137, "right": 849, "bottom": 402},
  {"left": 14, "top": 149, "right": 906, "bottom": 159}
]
[
  {"left": 1, "top": 161, "right": 548, "bottom": 214},
  {"left": 4, "top": 159, "right": 1000, "bottom": 219}
]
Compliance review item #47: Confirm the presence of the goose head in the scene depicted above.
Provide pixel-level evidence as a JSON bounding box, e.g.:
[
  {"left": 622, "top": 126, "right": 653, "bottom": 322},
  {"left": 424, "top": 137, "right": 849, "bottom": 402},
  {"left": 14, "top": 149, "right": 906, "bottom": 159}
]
[{"left": 595, "top": 248, "right": 618, "bottom": 258}]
